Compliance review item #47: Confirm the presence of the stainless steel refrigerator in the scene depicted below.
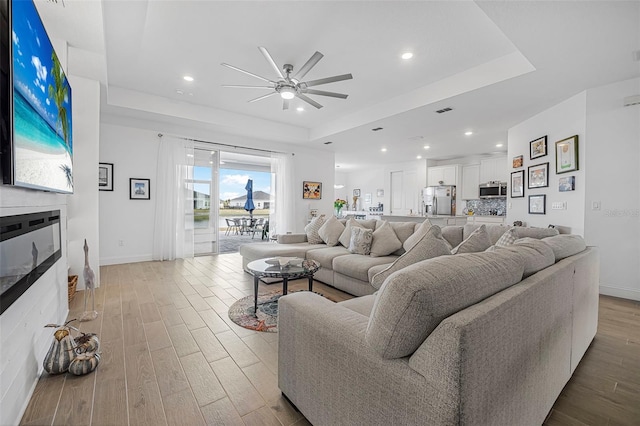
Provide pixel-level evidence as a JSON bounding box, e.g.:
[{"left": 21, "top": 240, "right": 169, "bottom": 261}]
[{"left": 423, "top": 185, "right": 456, "bottom": 216}]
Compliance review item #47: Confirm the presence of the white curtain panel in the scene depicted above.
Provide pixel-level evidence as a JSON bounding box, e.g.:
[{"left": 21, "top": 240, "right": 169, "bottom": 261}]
[
  {"left": 270, "top": 152, "right": 295, "bottom": 236},
  {"left": 153, "top": 135, "right": 195, "bottom": 261}
]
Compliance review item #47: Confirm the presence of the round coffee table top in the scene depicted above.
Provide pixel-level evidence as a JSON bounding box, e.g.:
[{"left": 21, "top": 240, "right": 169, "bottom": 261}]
[{"left": 247, "top": 257, "right": 320, "bottom": 279}]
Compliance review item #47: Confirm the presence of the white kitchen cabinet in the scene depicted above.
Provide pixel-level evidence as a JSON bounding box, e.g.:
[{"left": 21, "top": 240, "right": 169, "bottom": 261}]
[
  {"left": 461, "top": 164, "right": 480, "bottom": 200},
  {"left": 427, "top": 165, "right": 458, "bottom": 186},
  {"left": 479, "top": 156, "right": 508, "bottom": 183}
]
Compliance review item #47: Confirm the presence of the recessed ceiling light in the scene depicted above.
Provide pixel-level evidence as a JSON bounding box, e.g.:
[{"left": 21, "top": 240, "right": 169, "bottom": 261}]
[
  {"left": 496, "top": 143, "right": 504, "bottom": 148},
  {"left": 296, "top": 107, "right": 304, "bottom": 112},
  {"left": 209, "top": 161, "right": 214, "bottom": 164},
  {"left": 465, "top": 131, "right": 473, "bottom": 136},
  {"left": 381, "top": 148, "right": 387, "bottom": 152},
  {"left": 423, "top": 145, "right": 430, "bottom": 150},
  {"left": 416, "top": 155, "right": 422, "bottom": 159},
  {"left": 334, "top": 184, "right": 345, "bottom": 189},
  {"left": 183, "top": 75, "right": 194, "bottom": 82},
  {"left": 401, "top": 52, "right": 414, "bottom": 60}
]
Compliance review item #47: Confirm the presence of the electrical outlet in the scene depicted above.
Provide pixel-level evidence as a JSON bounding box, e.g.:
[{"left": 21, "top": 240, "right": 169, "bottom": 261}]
[{"left": 592, "top": 201, "right": 601, "bottom": 211}]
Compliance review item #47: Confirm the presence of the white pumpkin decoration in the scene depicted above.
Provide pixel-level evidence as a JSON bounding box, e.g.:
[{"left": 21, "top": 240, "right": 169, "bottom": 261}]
[
  {"left": 68, "top": 352, "right": 101, "bottom": 376},
  {"left": 43, "top": 326, "right": 76, "bottom": 374},
  {"left": 74, "top": 333, "right": 100, "bottom": 354}
]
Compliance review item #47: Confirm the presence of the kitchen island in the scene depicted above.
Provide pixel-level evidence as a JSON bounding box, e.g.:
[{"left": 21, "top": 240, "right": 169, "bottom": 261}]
[{"left": 381, "top": 215, "right": 469, "bottom": 227}]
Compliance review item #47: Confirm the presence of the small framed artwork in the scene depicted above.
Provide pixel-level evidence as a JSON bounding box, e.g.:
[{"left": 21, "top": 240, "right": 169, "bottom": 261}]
[
  {"left": 130, "top": 178, "right": 150, "bottom": 200},
  {"left": 511, "top": 170, "right": 525, "bottom": 198},
  {"left": 512, "top": 155, "right": 523, "bottom": 168},
  {"left": 98, "top": 163, "right": 114, "bottom": 191},
  {"left": 528, "top": 162, "right": 549, "bottom": 189},
  {"left": 530, "top": 135, "right": 548, "bottom": 159},
  {"left": 559, "top": 176, "right": 576, "bottom": 192},
  {"left": 376, "top": 189, "right": 384, "bottom": 197},
  {"left": 303, "top": 181, "right": 322, "bottom": 199},
  {"left": 556, "top": 135, "right": 579, "bottom": 174},
  {"left": 529, "top": 194, "right": 546, "bottom": 214},
  {"left": 364, "top": 193, "right": 372, "bottom": 204},
  {"left": 353, "top": 189, "right": 361, "bottom": 197}
]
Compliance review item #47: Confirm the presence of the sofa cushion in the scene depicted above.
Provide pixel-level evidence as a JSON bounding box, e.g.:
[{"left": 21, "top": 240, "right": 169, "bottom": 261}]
[
  {"left": 514, "top": 226, "right": 559, "bottom": 239},
  {"left": 333, "top": 254, "right": 398, "bottom": 283},
  {"left": 542, "top": 234, "right": 587, "bottom": 260},
  {"left": 370, "top": 221, "right": 403, "bottom": 257},
  {"left": 306, "top": 246, "right": 350, "bottom": 270},
  {"left": 510, "top": 237, "right": 556, "bottom": 277},
  {"left": 495, "top": 227, "right": 519, "bottom": 247},
  {"left": 318, "top": 216, "right": 345, "bottom": 247},
  {"left": 371, "top": 225, "right": 452, "bottom": 290},
  {"left": 402, "top": 219, "right": 432, "bottom": 251},
  {"left": 366, "top": 249, "right": 526, "bottom": 359},
  {"left": 304, "top": 215, "right": 326, "bottom": 244},
  {"left": 368, "top": 263, "right": 392, "bottom": 283},
  {"left": 464, "top": 224, "right": 511, "bottom": 245},
  {"left": 441, "top": 225, "right": 464, "bottom": 248},
  {"left": 356, "top": 219, "right": 378, "bottom": 230},
  {"left": 451, "top": 224, "right": 492, "bottom": 254},
  {"left": 339, "top": 217, "right": 366, "bottom": 247},
  {"left": 389, "top": 222, "right": 418, "bottom": 255},
  {"left": 348, "top": 227, "right": 373, "bottom": 255}
]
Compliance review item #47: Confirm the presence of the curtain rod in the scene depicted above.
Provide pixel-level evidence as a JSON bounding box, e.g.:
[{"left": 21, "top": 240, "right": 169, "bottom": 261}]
[{"left": 159, "top": 133, "right": 292, "bottom": 156}]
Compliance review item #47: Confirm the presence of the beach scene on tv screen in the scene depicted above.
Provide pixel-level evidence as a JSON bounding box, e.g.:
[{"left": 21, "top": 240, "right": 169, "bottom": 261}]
[{"left": 12, "top": 0, "right": 72, "bottom": 193}]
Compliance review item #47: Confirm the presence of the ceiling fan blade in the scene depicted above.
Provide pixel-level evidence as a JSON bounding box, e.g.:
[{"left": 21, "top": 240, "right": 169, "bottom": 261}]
[
  {"left": 297, "top": 94, "right": 323, "bottom": 109},
  {"left": 301, "top": 73, "right": 353, "bottom": 88},
  {"left": 221, "top": 63, "right": 276, "bottom": 84},
  {"left": 258, "top": 47, "right": 285, "bottom": 80},
  {"left": 293, "top": 51, "right": 323, "bottom": 81},
  {"left": 248, "top": 92, "right": 278, "bottom": 103},
  {"left": 301, "top": 89, "right": 348, "bottom": 99},
  {"left": 283, "top": 99, "right": 289, "bottom": 110},
  {"left": 222, "top": 85, "right": 275, "bottom": 89}
]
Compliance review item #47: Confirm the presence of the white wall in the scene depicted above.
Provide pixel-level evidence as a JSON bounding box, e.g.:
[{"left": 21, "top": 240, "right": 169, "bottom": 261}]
[
  {"left": 585, "top": 77, "right": 640, "bottom": 300},
  {"left": 343, "top": 169, "right": 385, "bottom": 211},
  {"left": 0, "top": 190, "right": 69, "bottom": 426},
  {"left": 99, "top": 116, "right": 335, "bottom": 264},
  {"left": 507, "top": 92, "right": 587, "bottom": 235},
  {"left": 67, "top": 76, "right": 101, "bottom": 289}
]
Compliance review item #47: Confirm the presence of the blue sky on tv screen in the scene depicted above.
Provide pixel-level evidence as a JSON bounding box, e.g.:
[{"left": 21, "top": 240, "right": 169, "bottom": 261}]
[{"left": 12, "top": 0, "right": 72, "bottom": 149}]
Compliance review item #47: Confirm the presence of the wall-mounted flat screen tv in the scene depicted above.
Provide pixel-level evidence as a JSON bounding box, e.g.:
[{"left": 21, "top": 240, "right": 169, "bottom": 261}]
[{"left": 2, "top": 0, "right": 73, "bottom": 194}]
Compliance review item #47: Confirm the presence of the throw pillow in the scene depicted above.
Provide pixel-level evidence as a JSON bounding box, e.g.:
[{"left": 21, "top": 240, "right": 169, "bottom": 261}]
[
  {"left": 371, "top": 225, "right": 451, "bottom": 289},
  {"left": 339, "top": 217, "right": 365, "bottom": 247},
  {"left": 541, "top": 234, "right": 587, "bottom": 260},
  {"left": 369, "top": 221, "right": 402, "bottom": 257},
  {"left": 451, "top": 224, "right": 492, "bottom": 254},
  {"left": 318, "top": 216, "right": 345, "bottom": 247},
  {"left": 348, "top": 227, "right": 374, "bottom": 255},
  {"left": 495, "top": 227, "right": 519, "bottom": 247},
  {"left": 402, "top": 219, "right": 433, "bottom": 251},
  {"left": 304, "top": 215, "right": 326, "bottom": 244}
]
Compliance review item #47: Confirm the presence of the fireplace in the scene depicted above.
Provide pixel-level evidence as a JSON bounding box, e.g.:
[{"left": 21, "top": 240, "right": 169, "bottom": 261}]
[{"left": 0, "top": 210, "right": 61, "bottom": 314}]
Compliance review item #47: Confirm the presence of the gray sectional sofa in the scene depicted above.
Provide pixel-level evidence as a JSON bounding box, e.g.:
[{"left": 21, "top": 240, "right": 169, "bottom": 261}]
[{"left": 239, "top": 219, "right": 599, "bottom": 425}]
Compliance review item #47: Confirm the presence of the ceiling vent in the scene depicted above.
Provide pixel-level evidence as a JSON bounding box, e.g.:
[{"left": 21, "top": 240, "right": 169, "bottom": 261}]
[
  {"left": 372, "top": 127, "right": 383, "bottom": 131},
  {"left": 435, "top": 107, "right": 453, "bottom": 114},
  {"left": 623, "top": 95, "right": 640, "bottom": 107},
  {"left": 324, "top": 141, "right": 333, "bottom": 145}
]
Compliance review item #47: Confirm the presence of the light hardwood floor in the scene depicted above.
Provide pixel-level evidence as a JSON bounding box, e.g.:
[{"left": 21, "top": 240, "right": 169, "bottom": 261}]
[{"left": 19, "top": 253, "right": 640, "bottom": 425}]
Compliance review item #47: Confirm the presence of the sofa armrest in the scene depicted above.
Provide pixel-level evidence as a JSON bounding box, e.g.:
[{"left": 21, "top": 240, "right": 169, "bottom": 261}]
[{"left": 277, "top": 233, "right": 308, "bottom": 244}]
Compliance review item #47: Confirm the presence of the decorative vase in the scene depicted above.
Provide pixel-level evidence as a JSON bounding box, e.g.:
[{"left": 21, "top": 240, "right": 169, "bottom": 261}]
[{"left": 335, "top": 207, "right": 342, "bottom": 217}]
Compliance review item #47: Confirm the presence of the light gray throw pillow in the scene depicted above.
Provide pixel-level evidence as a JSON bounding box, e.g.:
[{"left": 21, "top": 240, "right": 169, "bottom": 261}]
[
  {"left": 509, "top": 237, "right": 556, "bottom": 277},
  {"left": 318, "top": 216, "right": 345, "bottom": 247},
  {"left": 304, "top": 215, "right": 326, "bottom": 244},
  {"left": 542, "top": 234, "right": 587, "bottom": 260},
  {"left": 371, "top": 225, "right": 451, "bottom": 289},
  {"left": 348, "top": 227, "right": 373, "bottom": 255},
  {"left": 402, "top": 219, "right": 433, "bottom": 251},
  {"left": 339, "top": 217, "right": 365, "bottom": 247},
  {"left": 370, "top": 221, "right": 402, "bottom": 257},
  {"left": 495, "top": 227, "right": 519, "bottom": 247},
  {"left": 451, "top": 224, "right": 492, "bottom": 254}
]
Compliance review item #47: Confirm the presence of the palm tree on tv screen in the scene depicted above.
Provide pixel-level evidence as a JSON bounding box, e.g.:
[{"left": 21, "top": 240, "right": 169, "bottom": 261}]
[{"left": 48, "top": 52, "right": 70, "bottom": 148}]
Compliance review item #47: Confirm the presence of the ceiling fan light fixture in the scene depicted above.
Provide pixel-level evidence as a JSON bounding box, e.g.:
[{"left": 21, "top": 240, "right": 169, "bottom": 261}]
[{"left": 279, "top": 86, "right": 296, "bottom": 100}]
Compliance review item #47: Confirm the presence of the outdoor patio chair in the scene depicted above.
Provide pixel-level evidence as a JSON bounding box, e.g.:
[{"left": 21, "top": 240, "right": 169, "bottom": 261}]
[{"left": 225, "top": 218, "right": 240, "bottom": 235}]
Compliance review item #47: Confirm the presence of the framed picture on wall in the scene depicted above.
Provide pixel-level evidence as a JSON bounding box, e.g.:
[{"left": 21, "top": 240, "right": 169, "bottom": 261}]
[
  {"left": 98, "top": 163, "right": 114, "bottom": 191},
  {"left": 528, "top": 162, "right": 549, "bottom": 189},
  {"left": 130, "top": 178, "right": 150, "bottom": 200},
  {"left": 556, "top": 135, "right": 579, "bottom": 174},
  {"left": 511, "top": 170, "right": 525, "bottom": 198},
  {"left": 512, "top": 155, "right": 523, "bottom": 168},
  {"left": 303, "top": 181, "right": 322, "bottom": 199},
  {"left": 530, "top": 135, "right": 548, "bottom": 159},
  {"left": 353, "top": 189, "right": 361, "bottom": 197},
  {"left": 559, "top": 176, "right": 576, "bottom": 192},
  {"left": 376, "top": 189, "right": 384, "bottom": 197},
  {"left": 528, "top": 194, "right": 546, "bottom": 214}
]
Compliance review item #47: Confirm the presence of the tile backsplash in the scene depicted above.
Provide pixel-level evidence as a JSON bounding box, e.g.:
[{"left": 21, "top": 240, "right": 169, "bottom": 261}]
[{"left": 465, "top": 199, "right": 507, "bottom": 216}]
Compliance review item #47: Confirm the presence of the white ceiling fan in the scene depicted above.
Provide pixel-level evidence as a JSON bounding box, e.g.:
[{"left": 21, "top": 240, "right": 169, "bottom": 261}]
[{"left": 221, "top": 47, "right": 353, "bottom": 110}]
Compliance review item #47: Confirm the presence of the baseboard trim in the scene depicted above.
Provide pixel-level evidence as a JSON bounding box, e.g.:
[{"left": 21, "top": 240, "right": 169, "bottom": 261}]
[
  {"left": 100, "top": 255, "right": 153, "bottom": 266},
  {"left": 599, "top": 285, "right": 640, "bottom": 301}
]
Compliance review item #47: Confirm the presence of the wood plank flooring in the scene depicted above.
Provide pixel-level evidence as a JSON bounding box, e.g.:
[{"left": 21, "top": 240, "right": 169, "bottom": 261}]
[{"left": 19, "top": 253, "right": 640, "bottom": 425}]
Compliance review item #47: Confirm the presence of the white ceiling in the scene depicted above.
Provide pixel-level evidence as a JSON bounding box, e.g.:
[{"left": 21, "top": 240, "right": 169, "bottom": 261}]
[{"left": 36, "top": 0, "right": 640, "bottom": 170}]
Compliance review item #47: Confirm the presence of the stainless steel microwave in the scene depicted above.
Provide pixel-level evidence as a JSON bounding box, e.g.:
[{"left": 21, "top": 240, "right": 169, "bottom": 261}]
[{"left": 479, "top": 182, "right": 507, "bottom": 199}]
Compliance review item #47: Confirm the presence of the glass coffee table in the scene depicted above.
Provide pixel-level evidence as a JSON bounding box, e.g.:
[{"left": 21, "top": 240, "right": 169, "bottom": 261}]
[{"left": 246, "top": 257, "right": 321, "bottom": 315}]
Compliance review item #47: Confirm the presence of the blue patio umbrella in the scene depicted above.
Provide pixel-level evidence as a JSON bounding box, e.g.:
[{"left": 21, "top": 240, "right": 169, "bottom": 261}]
[{"left": 244, "top": 179, "right": 255, "bottom": 219}]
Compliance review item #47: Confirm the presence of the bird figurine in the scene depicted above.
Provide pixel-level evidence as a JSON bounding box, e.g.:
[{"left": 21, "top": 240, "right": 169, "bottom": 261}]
[{"left": 80, "top": 239, "right": 98, "bottom": 321}]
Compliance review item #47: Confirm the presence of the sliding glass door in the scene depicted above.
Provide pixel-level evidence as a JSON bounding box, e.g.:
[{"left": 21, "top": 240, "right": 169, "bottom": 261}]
[{"left": 191, "top": 148, "right": 219, "bottom": 255}]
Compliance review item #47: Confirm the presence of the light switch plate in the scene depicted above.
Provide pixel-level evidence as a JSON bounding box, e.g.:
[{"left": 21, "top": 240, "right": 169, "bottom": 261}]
[
  {"left": 592, "top": 201, "right": 601, "bottom": 211},
  {"left": 551, "top": 202, "right": 567, "bottom": 210}
]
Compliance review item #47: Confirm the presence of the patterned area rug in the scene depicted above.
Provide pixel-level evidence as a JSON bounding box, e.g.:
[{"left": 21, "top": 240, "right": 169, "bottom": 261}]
[{"left": 228, "top": 291, "right": 332, "bottom": 333}]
